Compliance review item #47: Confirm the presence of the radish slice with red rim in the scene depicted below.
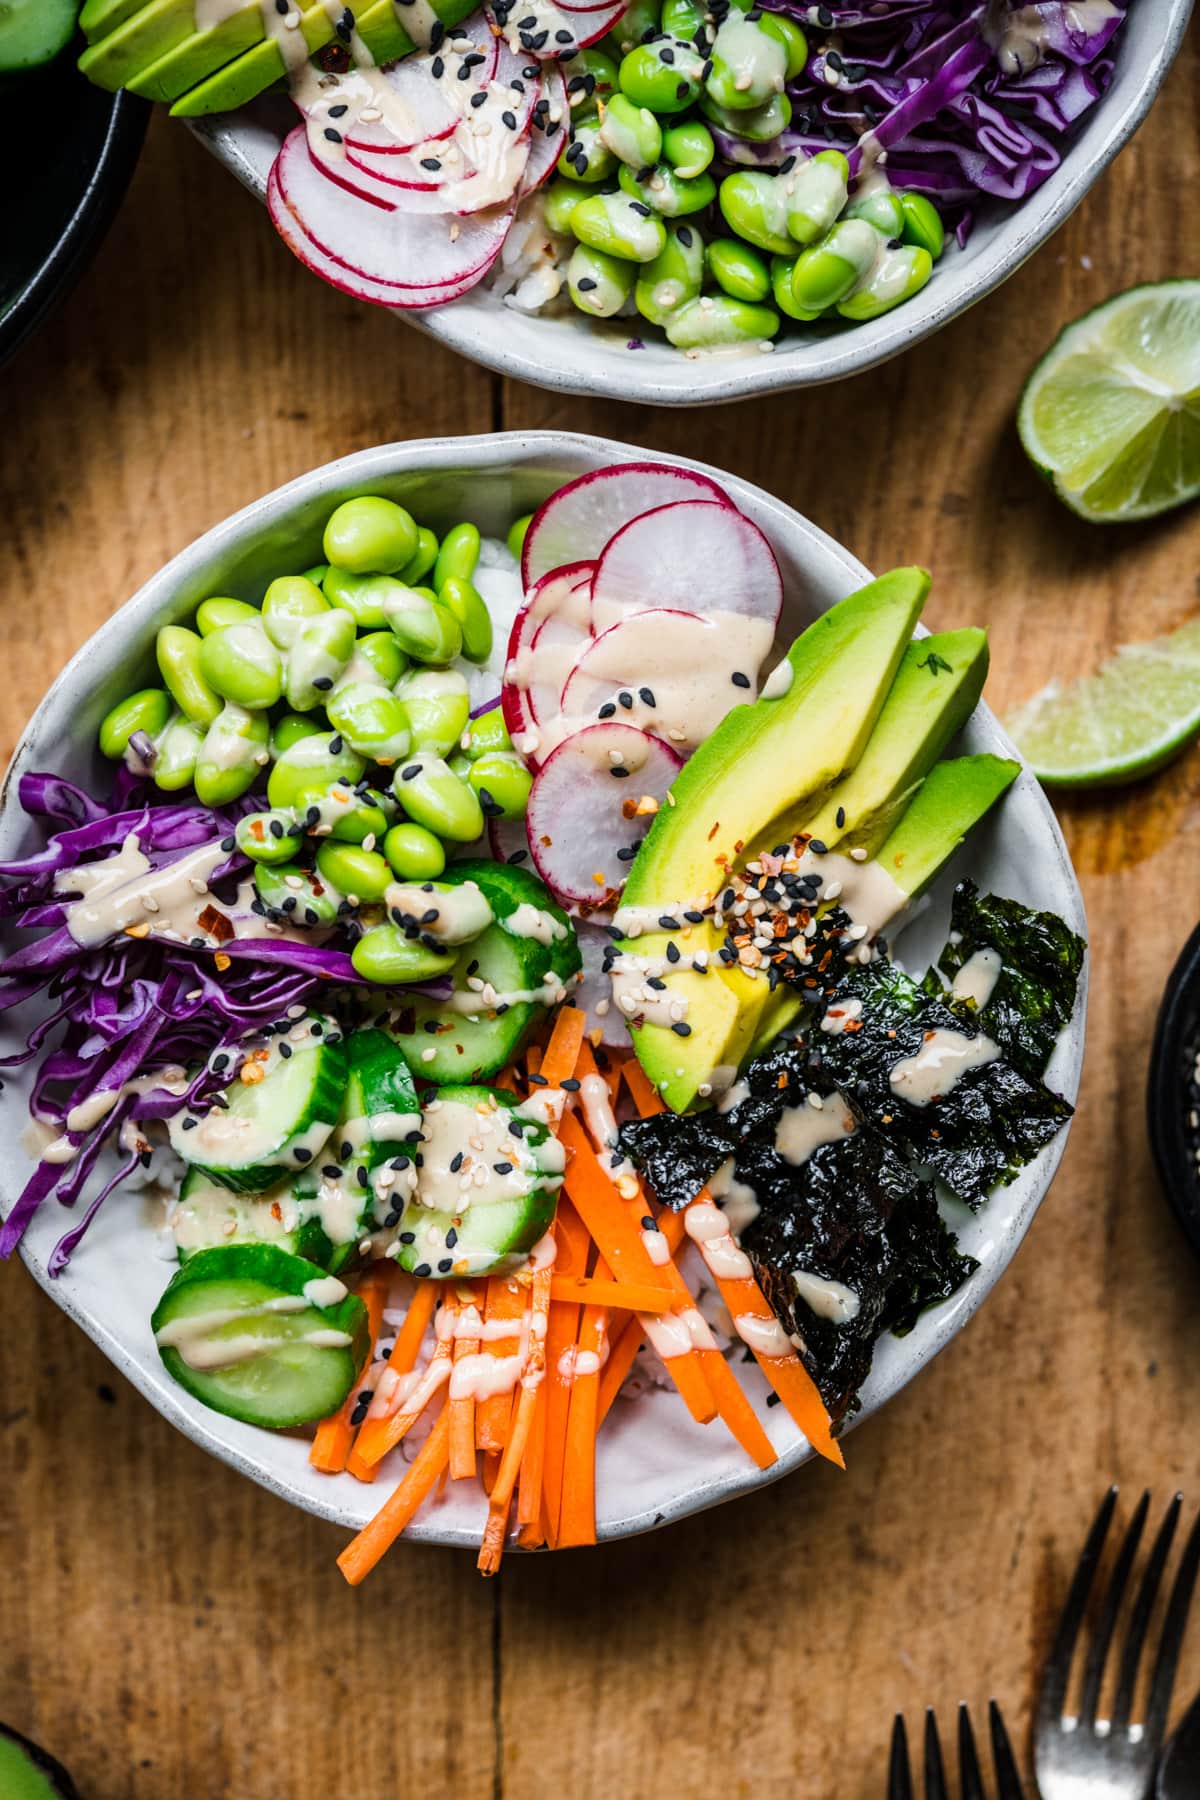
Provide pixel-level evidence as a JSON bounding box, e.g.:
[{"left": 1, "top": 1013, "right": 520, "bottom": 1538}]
[
  {"left": 487, "top": 812, "right": 534, "bottom": 869},
  {"left": 501, "top": 562, "right": 593, "bottom": 756},
  {"left": 561, "top": 607, "right": 750, "bottom": 753},
  {"left": 573, "top": 920, "right": 631, "bottom": 1047},
  {"left": 518, "top": 70, "right": 567, "bottom": 195},
  {"left": 498, "top": 0, "right": 627, "bottom": 51},
  {"left": 590, "top": 498, "right": 783, "bottom": 635},
  {"left": 521, "top": 462, "right": 731, "bottom": 587},
  {"left": 526, "top": 724, "right": 682, "bottom": 905}
]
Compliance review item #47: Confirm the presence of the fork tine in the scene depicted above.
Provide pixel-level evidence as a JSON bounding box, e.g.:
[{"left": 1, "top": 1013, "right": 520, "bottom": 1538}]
[
  {"left": 1037, "top": 1486, "right": 1119, "bottom": 1726},
  {"left": 889, "top": 1716, "right": 915, "bottom": 1800},
  {"left": 1110, "top": 1492, "right": 1182, "bottom": 1731},
  {"left": 1077, "top": 1489, "right": 1150, "bottom": 1724},
  {"left": 923, "top": 1710, "right": 948, "bottom": 1800},
  {"left": 988, "top": 1700, "right": 1026, "bottom": 1800},
  {"left": 957, "top": 1706, "right": 985, "bottom": 1800},
  {"left": 1143, "top": 1499, "right": 1200, "bottom": 1751}
]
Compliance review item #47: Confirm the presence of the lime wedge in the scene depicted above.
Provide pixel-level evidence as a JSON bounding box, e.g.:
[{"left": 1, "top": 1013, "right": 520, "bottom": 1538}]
[
  {"left": 1004, "top": 617, "right": 1200, "bottom": 787},
  {"left": 1018, "top": 281, "right": 1200, "bottom": 523}
]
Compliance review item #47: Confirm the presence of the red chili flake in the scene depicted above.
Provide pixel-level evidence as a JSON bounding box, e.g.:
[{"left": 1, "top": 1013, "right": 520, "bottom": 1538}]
[
  {"left": 707, "top": 820, "right": 721, "bottom": 841},
  {"left": 198, "top": 904, "right": 233, "bottom": 942}
]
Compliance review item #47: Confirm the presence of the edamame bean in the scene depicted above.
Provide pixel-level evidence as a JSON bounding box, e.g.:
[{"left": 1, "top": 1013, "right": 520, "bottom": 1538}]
[
  {"left": 568, "top": 243, "right": 637, "bottom": 318},
  {"left": 322, "top": 496, "right": 418, "bottom": 575},
  {"left": 572, "top": 190, "right": 667, "bottom": 262},
  {"left": 665, "top": 293, "right": 780, "bottom": 348},
  {"left": 351, "top": 925, "right": 457, "bottom": 986},
  {"left": 447, "top": 750, "right": 473, "bottom": 779},
  {"left": 156, "top": 626, "right": 222, "bottom": 727},
  {"left": 198, "top": 621, "right": 284, "bottom": 711},
  {"left": 789, "top": 217, "right": 881, "bottom": 312},
  {"left": 784, "top": 149, "right": 849, "bottom": 246},
  {"left": 618, "top": 41, "right": 702, "bottom": 114},
  {"left": 464, "top": 707, "right": 512, "bottom": 760},
  {"left": 634, "top": 219, "right": 703, "bottom": 326},
  {"left": 194, "top": 703, "right": 271, "bottom": 807},
  {"left": 844, "top": 183, "right": 905, "bottom": 239},
  {"left": 322, "top": 565, "right": 402, "bottom": 629},
  {"left": 700, "top": 89, "right": 791, "bottom": 141},
  {"left": 506, "top": 514, "right": 533, "bottom": 563},
  {"left": 469, "top": 752, "right": 533, "bottom": 820},
  {"left": 254, "top": 863, "right": 343, "bottom": 926},
  {"left": 399, "top": 526, "right": 439, "bottom": 587},
  {"left": 899, "top": 191, "right": 945, "bottom": 260},
  {"left": 561, "top": 46, "right": 618, "bottom": 102},
  {"left": 618, "top": 159, "right": 715, "bottom": 216},
  {"left": 660, "top": 0, "right": 704, "bottom": 38},
  {"left": 543, "top": 175, "right": 592, "bottom": 234},
  {"left": 757, "top": 11, "right": 807, "bottom": 78},
  {"left": 301, "top": 563, "right": 330, "bottom": 586},
  {"left": 433, "top": 522, "right": 481, "bottom": 590},
  {"left": 718, "top": 169, "right": 793, "bottom": 255},
  {"left": 152, "top": 716, "right": 205, "bottom": 793},
  {"left": 195, "top": 597, "right": 260, "bottom": 636},
  {"left": 315, "top": 842, "right": 392, "bottom": 903},
  {"left": 268, "top": 732, "right": 366, "bottom": 813},
  {"left": 382, "top": 587, "right": 464, "bottom": 666},
  {"left": 270, "top": 712, "right": 324, "bottom": 758},
  {"left": 705, "top": 16, "right": 787, "bottom": 111},
  {"left": 836, "top": 243, "right": 932, "bottom": 319},
  {"left": 557, "top": 114, "right": 616, "bottom": 183},
  {"left": 286, "top": 608, "right": 357, "bottom": 711},
  {"left": 706, "top": 235, "right": 772, "bottom": 303},
  {"left": 393, "top": 753, "right": 484, "bottom": 842},
  {"left": 396, "top": 669, "right": 472, "bottom": 757},
  {"left": 320, "top": 787, "right": 394, "bottom": 845},
  {"left": 599, "top": 93, "right": 662, "bottom": 169},
  {"left": 616, "top": 0, "right": 660, "bottom": 52},
  {"left": 99, "top": 688, "right": 172, "bottom": 760},
  {"left": 387, "top": 879, "right": 494, "bottom": 944},
  {"left": 661, "top": 119, "right": 714, "bottom": 178},
  {"left": 325, "top": 681, "right": 412, "bottom": 765},
  {"left": 236, "top": 810, "right": 304, "bottom": 864},
  {"left": 261, "top": 574, "right": 328, "bottom": 649},
  {"left": 382, "top": 822, "right": 446, "bottom": 881},
  {"left": 438, "top": 576, "right": 493, "bottom": 664},
  {"left": 354, "top": 630, "right": 408, "bottom": 688},
  {"left": 770, "top": 252, "right": 822, "bottom": 321}
]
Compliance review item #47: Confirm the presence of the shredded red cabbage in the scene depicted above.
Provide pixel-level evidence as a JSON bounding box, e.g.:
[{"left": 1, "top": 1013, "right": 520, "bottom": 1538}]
[{"left": 725, "top": 0, "right": 1127, "bottom": 227}]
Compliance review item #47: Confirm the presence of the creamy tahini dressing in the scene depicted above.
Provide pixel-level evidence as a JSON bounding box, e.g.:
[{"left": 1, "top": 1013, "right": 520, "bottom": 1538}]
[
  {"left": 684, "top": 1199, "right": 754, "bottom": 1280},
  {"left": 888, "top": 1028, "right": 1000, "bottom": 1107},
  {"left": 773, "top": 1093, "right": 855, "bottom": 1166},
  {"left": 414, "top": 1096, "right": 563, "bottom": 1218},
  {"left": 987, "top": 0, "right": 1120, "bottom": 74},
  {"left": 950, "top": 947, "right": 1002, "bottom": 1010},
  {"left": 56, "top": 835, "right": 230, "bottom": 949},
  {"left": 503, "top": 901, "right": 567, "bottom": 946},
  {"left": 708, "top": 1157, "right": 759, "bottom": 1231},
  {"left": 155, "top": 1295, "right": 352, "bottom": 1371},
  {"left": 792, "top": 1269, "right": 860, "bottom": 1324},
  {"left": 385, "top": 880, "right": 494, "bottom": 945},
  {"left": 820, "top": 996, "right": 863, "bottom": 1036}
]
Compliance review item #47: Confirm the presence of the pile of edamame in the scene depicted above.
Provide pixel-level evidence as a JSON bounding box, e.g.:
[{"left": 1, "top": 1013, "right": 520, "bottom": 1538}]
[
  {"left": 99, "top": 496, "right": 536, "bottom": 983},
  {"left": 544, "top": 0, "right": 945, "bottom": 347}
]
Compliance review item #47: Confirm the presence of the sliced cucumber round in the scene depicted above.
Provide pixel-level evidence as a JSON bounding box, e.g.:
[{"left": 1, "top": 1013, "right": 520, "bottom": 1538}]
[
  {"left": 172, "top": 1167, "right": 337, "bottom": 1268},
  {"left": 450, "top": 858, "right": 582, "bottom": 985},
  {"left": 151, "top": 1244, "right": 368, "bottom": 1429},
  {"left": 167, "top": 1017, "right": 349, "bottom": 1194},
  {"left": 394, "top": 1084, "right": 565, "bottom": 1279}
]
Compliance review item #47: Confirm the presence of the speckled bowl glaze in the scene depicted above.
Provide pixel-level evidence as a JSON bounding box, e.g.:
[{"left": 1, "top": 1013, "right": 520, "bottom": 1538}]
[
  {"left": 0, "top": 433, "right": 1086, "bottom": 1548},
  {"left": 189, "top": 0, "right": 1191, "bottom": 406}
]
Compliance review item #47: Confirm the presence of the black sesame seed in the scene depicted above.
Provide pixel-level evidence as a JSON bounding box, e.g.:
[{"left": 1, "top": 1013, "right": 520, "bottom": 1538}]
[
  {"left": 731, "top": 670, "right": 751, "bottom": 689},
  {"left": 295, "top": 1147, "right": 312, "bottom": 1163},
  {"left": 413, "top": 1262, "right": 432, "bottom": 1277},
  {"left": 420, "top": 156, "right": 442, "bottom": 170},
  {"left": 221, "top": 834, "right": 236, "bottom": 852},
  {"left": 181, "top": 1117, "right": 197, "bottom": 1131},
  {"left": 494, "top": 1161, "right": 514, "bottom": 1174},
  {"left": 437, "top": 1258, "right": 454, "bottom": 1274},
  {"left": 528, "top": 1072, "right": 548, "bottom": 1086},
  {"left": 671, "top": 1021, "right": 692, "bottom": 1037},
  {"left": 677, "top": 225, "right": 693, "bottom": 247},
  {"left": 610, "top": 765, "right": 630, "bottom": 779},
  {"left": 809, "top": 838, "right": 828, "bottom": 855},
  {"left": 431, "top": 54, "right": 445, "bottom": 75},
  {"left": 598, "top": 701, "right": 616, "bottom": 718},
  {"left": 561, "top": 1077, "right": 581, "bottom": 1091},
  {"left": 471, "top": 88, "right": 488, "bottom": 105},
  {"left": 618, "top": 689, "right": 635, "bottom": 707},
  {"left": 661, "top": 44, "right": 675, "bottom": 61},
  {"left": 684, "top": 909, "right": 705, "bottom": 923},
  {"left": 400, "top": 1231, "right": 416, "bottom": 1245},
  {"left": 629, "top": 201, "right": 652, "bottom": 218},
  {"left": 639, "top": 687, "right": 656, "bottom": 706},
  {"left": 401, "top": 764, "right": 420, "bottom": 781},
  {"left": 324, "top": 127, "right": 343, "bottom": 144},
  {"left": 323, "top": 1164, "right": 342, "bottom": 1180},
  {"left": 666, "top": 941, "right": 681, "bottom": 963},
  {"left": 658, "top": 914, "right": 679, "bottom": 930},
  {"left": 502, "top": 109, "right": 518, "bottom": 128},
  {"left": 450, "top": 1151, "right": 464, "bottom": 1172},
  {"left": 835, "top": 806, "right": 846, "bottom": 828},
  {"left": 676, "top": 79, "right": 690, "bottom": 96},
  {"left": 279, "top": 1041, "right": 293, "bottom": 1059},
  {"left": 616, "top": 845, "right": 639, "bottom": 862},
  {"left": 577, "top": 276, "right": 598, "bottom": 291}
]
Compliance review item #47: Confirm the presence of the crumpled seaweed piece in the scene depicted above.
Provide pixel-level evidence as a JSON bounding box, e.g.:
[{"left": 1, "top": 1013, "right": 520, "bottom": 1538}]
[{"left": 934, "top": 877, "right": 1085, "bottom": 1083}]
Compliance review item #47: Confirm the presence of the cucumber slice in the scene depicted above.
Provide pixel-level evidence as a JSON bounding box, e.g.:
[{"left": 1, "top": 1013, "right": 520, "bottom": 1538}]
[
  {"left": 151, "top": 1244, "right": 368, "bottom": 1429},
  {"left": 395, "top": 1084, "right": 565, "bottom": 1278},
  {"left": 172, "top": 1167, "right": 337, "bottom": 1267},
  {"left": 448, "top": 858, "right": 582, "bottom": 986},
  {"left": 1, "top": 0, "right": 78, "bottom": 71},
  {"left": 167, "top": 1016, "right": 348, "bottom": 1194}
]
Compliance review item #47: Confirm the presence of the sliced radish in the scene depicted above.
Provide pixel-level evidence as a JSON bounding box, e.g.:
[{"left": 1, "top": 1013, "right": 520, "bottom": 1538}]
[
  {"left": 332, "top": 139, "right": 531, "bottom": 217},
  {"left": 342, "top": 38, "right": 495, "bottom": 154},
  {"left": 526, "top": 725, "right": 682, "bottom": 905},
  {"left": 498, "top": 0, "right": 627, "bottom": 52},
  {"left": 487, "top": 812, "right": 534, "bottom": 868},
  {"left": 573, "top": 920, "right": 631, "bottom": 1047},
  {"left": 591, "top": 499, "right": 783, "bottom": 633},
  {"left": 522, "top": 462, "right": 732, "bottom": 587},
  {"left": 501, "top": 561, "right": 593, "bottom": 757},
  {"left": 275, "top": 125, "right": 512, "bottom": 293},
  {"left": 518, "top": 70, "right": 567, "bottom": 196},
  {"left": 561, "top": 607, "right": 732, "bottom": 749}
]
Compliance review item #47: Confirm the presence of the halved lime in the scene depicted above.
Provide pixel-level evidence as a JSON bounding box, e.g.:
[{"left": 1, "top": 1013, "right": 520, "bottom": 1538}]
[
  {"left": 1004, "top": 617, "right": 1200, "bottom": 787},
  {"left": 1018, "top": 282, "right": 1200, "bottom": 523}
]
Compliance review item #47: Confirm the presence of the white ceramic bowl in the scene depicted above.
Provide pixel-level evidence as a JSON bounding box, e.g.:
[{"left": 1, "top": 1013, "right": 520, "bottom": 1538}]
[
  {"left": 189, "top": 0, "right": 1192, "bottom": 406},
  {"left": 0, "top": 432, "right": 1086, "bottom": 1547}
]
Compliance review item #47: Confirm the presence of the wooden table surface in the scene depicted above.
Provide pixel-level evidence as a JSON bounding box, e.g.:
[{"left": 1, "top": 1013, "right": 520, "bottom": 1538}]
[{"left": 2, "top": 40, "right": 1198, "bottom": 1799}]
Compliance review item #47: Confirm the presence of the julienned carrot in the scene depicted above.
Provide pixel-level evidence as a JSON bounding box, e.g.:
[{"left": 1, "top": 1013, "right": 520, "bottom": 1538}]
[
  {"left": 476, "top": 1273, "right": 528, "bottom": 1451},
  {"left": 478, "top": 1266, "right": 553, "bottom": 1574},
  {"left": 541, "top": 1203, "right": 591, "bottom": 1546},
  {"left": 539, "top": 1004, "right": 586, "bottom": 1086},
  {"left": 338, "top": 1405, "right": 451, "bottom": 1586},
  {"left": 517, "top": 1377, "right": 547, "bottom": 1530},
  {"left": 310, "top": 1266, "right": 389, "bottom": 1475},
  {"left": 449, "top": 1297, "right": 483, "bottom": 1482},
  {"left": 596, "top": 1314, "right": 642, "bottom": 1426},
  {"left": 557, "top": 1296, "right": 605, "bottom": 1548},
  {"left": 352, "top": 1295, "right": 456, "bottom": 1471},
  {"left": 549, "top": 1274, "right": 675, "bottom": 1313},
  {"left": 621, "top": 1055, "right": 664, "bottom": 1119},
  {"left": 345, "top": 1279, "right": 440, "bottom": 1481}
]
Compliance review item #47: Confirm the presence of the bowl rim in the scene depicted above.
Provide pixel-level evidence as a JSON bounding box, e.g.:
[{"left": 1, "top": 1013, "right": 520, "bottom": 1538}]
[
  {"left": 188, "top": 0, "right": 1193, "bottom": 405},
  {"left": 0, "top": 430, "right": 1088, "bottom": 1547}
]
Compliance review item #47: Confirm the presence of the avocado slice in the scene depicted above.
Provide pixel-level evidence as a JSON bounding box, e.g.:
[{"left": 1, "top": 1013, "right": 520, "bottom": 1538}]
[
  {"left": 619, "top": 569, "right": 929, "bottom": 1112},
  {"left": 0, "top": 1726, "right": 79, "bottom": 1800},
  {"left": 127, "top": 3, "right": 264, "bottom": 103},
  {"left": 874, "top": 753, "right": 1020, "bottom": 902},
  {"left": 78, "top": 0, "right": 197, "bottom": 90},
  {"left": 784, "top": 626, "right": 989, "bottom": 857},
  {"left": 80, "top": 0, "right": 146, "bottom": 43},
  {"left": 167, "top": 2, "right": 339, "bottom": 116}
]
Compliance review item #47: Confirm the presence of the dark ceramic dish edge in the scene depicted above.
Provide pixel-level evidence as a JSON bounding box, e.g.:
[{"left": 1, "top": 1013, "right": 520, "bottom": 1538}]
[{"left": 1148, "top": 920, "right": 1200, "bottom": 1260}]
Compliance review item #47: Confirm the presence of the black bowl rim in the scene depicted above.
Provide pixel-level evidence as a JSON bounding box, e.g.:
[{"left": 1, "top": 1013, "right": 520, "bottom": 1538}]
[
  {"left": 0, "top": 81, "right": 149, "bottom": 369},
  {"left": 1147, "top": 918, "right": 1200, "bottom": 1258}
]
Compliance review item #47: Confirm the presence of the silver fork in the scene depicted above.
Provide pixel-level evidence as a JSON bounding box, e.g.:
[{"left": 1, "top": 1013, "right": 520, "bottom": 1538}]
[
  {"left": 1034, "top": 1487, "right": 1200, "bottom": 1800},
  {"left": 888, "top": 1704, "right": 1026, "bottom": 1799}
]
